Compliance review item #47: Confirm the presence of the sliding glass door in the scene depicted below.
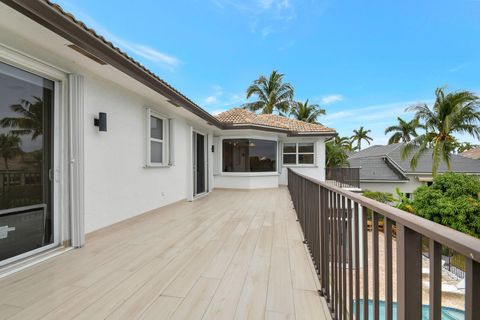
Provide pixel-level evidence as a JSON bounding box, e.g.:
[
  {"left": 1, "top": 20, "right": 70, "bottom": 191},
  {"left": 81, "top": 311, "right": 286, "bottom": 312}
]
[
  {"left": 193, "top": 131, "right": 207, "bottom": 197},
  {"left": 0, "top": 61, "right": 54, "bottom": 265}
]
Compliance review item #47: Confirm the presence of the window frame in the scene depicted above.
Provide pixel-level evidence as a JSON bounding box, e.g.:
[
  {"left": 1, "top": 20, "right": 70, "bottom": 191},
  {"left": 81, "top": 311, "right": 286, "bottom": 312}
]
[
  {"left": 146, "top": 108, "right": 169, "bottom": 167},
  {"left": 220, "top": 137, "right": 279, "bottom": 175},
  {"left": 282, "top": 142, "right": 316, "bottom": 167}
]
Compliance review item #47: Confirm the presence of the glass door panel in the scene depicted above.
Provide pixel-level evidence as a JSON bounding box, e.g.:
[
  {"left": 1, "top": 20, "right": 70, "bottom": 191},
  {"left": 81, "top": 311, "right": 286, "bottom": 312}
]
[{"left": 0, "top": 61, "right": 54, "bottom": 263}]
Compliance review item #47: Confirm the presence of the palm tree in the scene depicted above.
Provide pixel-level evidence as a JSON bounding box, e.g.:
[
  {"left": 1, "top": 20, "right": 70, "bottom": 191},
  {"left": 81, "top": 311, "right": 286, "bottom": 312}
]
[
  {"left": 0, "top": 97, "right": 44, "bottom": 140},
  {"left": 385, "top": 117, "right": 424, "bottom": 144},
  {"left": 0, "top": 133, "right": 21, "bottom": 170},
  {"left": 326, "top": 140, "right": 349, "bottom": 167},
  {"left": 243, "top": 70, "right": 294, "bottom": 114},
  {"left": 351, "top": 126, "right": 373, "bottom": 150},
  {"left": 290, "top": 99, "right": 326, "bottom": 123},
  {"left": 456, "top": 142, "right": 477, "bottom": 153},
  {"left": 334, "top": 136, "right": 357, "bottom": 152},
  {"left": 402, "top": 87, "right": 480, "bottom": 176}
]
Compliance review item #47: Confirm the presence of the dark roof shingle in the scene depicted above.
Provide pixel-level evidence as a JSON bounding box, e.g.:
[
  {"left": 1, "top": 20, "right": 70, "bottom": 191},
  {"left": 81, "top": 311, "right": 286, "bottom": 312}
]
[{"left": 349, "top": 143, "right": 480, "bottom": 180}]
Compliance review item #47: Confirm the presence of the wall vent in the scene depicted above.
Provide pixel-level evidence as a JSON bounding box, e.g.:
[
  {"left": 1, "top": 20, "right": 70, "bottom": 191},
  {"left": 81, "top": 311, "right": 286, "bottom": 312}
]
[{"left": 67, "top": 44, "right": 107, "bottom": 65}]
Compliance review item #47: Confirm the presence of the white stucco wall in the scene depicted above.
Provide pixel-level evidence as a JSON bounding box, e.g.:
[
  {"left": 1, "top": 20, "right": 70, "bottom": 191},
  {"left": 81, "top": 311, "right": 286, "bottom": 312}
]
[
  {"left": 279, "top": 138, "right": 327, "bottom": 185},
  {"left": 82, "top": 74, "right": 211, "bottom": 232},
  {"left": 360, "top": 176, "right": 425, "bottom": 196}
]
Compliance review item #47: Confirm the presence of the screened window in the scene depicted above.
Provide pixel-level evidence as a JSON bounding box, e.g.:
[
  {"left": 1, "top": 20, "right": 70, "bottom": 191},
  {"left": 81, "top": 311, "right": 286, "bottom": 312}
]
[
  {"left": 282, "top": 142, "right": 315, "bottom": 165},
  {"left": 147, "top": 109, "right": 169, "bottom": 166},
  {"left": 222, "top": 139, "right": 277, "bottom": 172}
]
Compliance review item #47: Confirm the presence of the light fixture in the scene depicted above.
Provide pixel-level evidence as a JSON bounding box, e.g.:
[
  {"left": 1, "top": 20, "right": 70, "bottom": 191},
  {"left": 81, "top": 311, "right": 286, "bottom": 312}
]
[{"left": 94, "top": 112, "right": 107, "bottom": 132}]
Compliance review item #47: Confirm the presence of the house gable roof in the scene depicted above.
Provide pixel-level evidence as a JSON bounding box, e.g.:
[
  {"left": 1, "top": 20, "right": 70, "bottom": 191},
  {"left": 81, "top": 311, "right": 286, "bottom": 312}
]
[
  {"left": 349, "top": 143, "right": 480, "bottom": 181},
  {"left": 216, "top": 108, "right": 336, "bottom": 135}
]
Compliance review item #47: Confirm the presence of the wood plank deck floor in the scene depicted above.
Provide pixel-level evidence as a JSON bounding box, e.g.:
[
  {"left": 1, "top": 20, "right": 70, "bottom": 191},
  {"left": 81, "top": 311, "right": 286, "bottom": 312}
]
[{"left": 0, "top": 188, "right": 331, "bottom": 320}]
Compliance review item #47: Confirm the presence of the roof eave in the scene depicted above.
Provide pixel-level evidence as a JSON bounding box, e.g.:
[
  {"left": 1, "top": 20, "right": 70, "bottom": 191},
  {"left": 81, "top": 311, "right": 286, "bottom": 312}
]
[{"left": 222, "top": 123, "right": 336, "bottom": 136}]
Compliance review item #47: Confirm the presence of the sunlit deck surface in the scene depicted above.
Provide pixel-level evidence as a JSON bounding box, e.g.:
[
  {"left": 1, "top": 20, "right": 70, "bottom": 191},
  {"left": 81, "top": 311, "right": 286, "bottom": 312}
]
[{"left": 0, "top": 188, "right": 330, "bottom": 320}]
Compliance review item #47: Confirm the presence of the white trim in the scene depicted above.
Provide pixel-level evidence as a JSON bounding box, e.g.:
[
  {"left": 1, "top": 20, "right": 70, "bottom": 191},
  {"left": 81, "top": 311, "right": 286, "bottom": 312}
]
[
  {"left": 360, "top": 180, "right": 409, "bottom": 183},
  {"left": 69, "top": 74, "right": 85, "bottom": 248},
  {"left": 0, "top": 45, "right": 69, "bottom": 266},
  {"left": 281, "top": 141, "right": 315, "bottom": 166},
  {"left": 0, "top": 247, "right": 73, "bottom": 279},
  {"left": 220, "top": 172, "right": 280, "bottom": 177},
  {"left": 145, "top": 108, "right": 170, "bottom": 167},
  {"left": 192, "top": 129, "right": 209, "bottom": 199},
  {"left": 0, "top": 43, "right": 68, "bottom": 81},
  {"left": 219, "top": 136, "right": 279, "bottom": 175}
]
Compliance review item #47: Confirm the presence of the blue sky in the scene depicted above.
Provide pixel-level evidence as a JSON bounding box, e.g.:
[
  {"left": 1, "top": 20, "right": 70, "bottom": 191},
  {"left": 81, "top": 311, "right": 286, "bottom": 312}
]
[{"left": 56, "top": 0, "right": 480, "bottom": 145}]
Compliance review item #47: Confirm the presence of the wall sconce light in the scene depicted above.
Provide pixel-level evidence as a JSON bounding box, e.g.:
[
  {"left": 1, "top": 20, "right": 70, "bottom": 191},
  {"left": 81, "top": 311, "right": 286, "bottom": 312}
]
[{"left": 94, "top": 112, "right": 107, "bottom": 132}]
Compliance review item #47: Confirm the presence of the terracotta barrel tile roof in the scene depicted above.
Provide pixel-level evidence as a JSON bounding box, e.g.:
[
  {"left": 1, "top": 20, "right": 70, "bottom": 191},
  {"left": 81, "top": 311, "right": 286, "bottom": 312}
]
[
  {"left": 216, "top": 108, "right": 335, "bottom": 134},
  {"left": 460, "top": 148, "right": 480, "bottom": 160}
]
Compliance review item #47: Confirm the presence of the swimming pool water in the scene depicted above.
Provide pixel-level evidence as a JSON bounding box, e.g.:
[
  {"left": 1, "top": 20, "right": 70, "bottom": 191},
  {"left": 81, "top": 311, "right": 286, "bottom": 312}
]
[{"left": 353, "top": 300, "right": 465, "bottom": 320}]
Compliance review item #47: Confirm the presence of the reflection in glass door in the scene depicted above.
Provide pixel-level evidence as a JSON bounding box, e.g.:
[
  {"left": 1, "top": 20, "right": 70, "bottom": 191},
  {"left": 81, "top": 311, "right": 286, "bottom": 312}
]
[
  {"left": 193, "top": 132, "right": 207, "bottom": 197},
  {"left": 0, "top": 61, "right": 54, "bottom": 265}
]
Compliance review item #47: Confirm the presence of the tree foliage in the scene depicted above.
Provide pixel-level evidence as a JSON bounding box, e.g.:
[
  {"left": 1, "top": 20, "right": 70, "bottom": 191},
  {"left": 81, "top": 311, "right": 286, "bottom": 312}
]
[
  {"left": 401, "top": 87, "right": 480, "bottom": 176},
  {"left": 0, "top": 97, "right": 44, "bottom": 140},
  {"left": 289, "top": 99, "right": 326, "bottom": 123},
  {"left": 326, "top": 139, "right": 349, "bottom": 167},
  {"left": 362, "top": 190, "right": 396, "bottom": 204},
  {"left": 385, "top": 117, "right": 423, "bottom": 144},
  {"left": 351, "top": 126, "right": 373, "bottom": 150},
  {"left": 243, "top": 70, "right": 294, "bottom": 114},
  {"left": 412, "top": 173, "right": 480, "bottom": 238},
  {"left": 0, "top": 133, "right": 21, "bottom": 170}
]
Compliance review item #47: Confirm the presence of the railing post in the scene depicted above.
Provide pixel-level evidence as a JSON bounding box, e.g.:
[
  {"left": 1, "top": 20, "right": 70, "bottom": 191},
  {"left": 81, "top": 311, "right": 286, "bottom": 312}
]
[
  {"left": 396, "top": 225, "right": 422, "bottom": 320},
  {"left": 465, "top": 258, "right": 480, "bottom": 320},
  {"left": 429, "top": 240, "right": 441, "bottom": 320}
]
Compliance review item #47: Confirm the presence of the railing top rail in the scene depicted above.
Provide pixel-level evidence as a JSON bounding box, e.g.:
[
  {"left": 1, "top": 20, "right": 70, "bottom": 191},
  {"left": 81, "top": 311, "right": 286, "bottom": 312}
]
[{"left": 289, "top": 168, "right": 480, "bottom": 262}]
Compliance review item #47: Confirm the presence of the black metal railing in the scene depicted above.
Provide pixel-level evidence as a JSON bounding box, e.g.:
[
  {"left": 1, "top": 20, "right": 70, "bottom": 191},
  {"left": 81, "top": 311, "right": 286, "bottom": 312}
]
[
  {"left": 288, "top": 168, "right": 480, "bottom": 320},
  {"left": 325, "top": 167, "right": 360, "bottom": 189}
]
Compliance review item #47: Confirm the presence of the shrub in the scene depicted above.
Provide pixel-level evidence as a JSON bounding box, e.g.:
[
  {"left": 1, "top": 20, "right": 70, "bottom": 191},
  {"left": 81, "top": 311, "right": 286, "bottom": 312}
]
[
  {"left": 362, "top": 190, "right": 396, "bottom": 204},
  {"left": 412, "top": 173, "right": 480, "bottom": 238}
]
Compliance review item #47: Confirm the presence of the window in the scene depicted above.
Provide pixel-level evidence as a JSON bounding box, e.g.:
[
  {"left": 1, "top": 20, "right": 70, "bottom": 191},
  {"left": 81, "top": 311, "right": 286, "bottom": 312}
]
[
  {"left": 147, "top": 109, "right": 169, "bottom": 166},
  {"left": 282, "top": 142, "right": 315, "bottom": 165},
  {"left": 222, "top": 139, "right": 277, "bottom": 172}
]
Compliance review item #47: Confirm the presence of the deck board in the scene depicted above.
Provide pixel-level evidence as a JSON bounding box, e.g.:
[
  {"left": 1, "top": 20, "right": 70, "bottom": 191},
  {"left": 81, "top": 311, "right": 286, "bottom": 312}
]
[{"left": 0, "top": 188, "right": 330, "bottom": 320}]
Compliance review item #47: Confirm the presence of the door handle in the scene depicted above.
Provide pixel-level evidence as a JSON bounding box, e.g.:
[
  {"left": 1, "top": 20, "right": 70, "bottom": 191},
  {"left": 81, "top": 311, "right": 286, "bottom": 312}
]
[{"left": 0, "top": 226, "right": 16, "bottom": 240}]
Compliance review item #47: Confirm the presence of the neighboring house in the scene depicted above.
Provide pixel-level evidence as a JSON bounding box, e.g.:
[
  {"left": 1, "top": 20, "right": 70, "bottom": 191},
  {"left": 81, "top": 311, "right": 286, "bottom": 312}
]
[
  {"left": 460, "top": 148, "right": 480, "bottom": 160},
  {"left": 348, "top": 143, "right": 480, "bottom": 197},
  {"left": 0, "top": 1, "right": 335, "bottom": 267}
]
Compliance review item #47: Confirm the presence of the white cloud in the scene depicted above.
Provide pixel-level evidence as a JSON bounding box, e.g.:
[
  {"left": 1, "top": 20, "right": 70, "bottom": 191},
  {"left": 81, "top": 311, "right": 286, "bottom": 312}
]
[
  {"left": 449, "top": 63, "right": 467, "bottom": 73},
  {"left": 211, "top": 0, "right": 297, "bottom": 36},
  {"left": 261, "top": 26, "right": 273, "bottom": 37},
  {"left": 111, "top": 39, "right": 180, "bottom": 70},
  {"left": 203, "top": 85, "right": 243, "bottom": 107},
  {"left": 56, "top": 3, "right": 180, "bottom": 71},
  {"left": 211, "top": 109, "right": 228, "bottom": 116},
  {"left": 204, "top": 96, "right": 219, "bottom": 105},
  {"left": 321, "top": 94, "right": 344, "bottom": 105},
  {"left": 323, "top": 99, "right": 434, "bottom": 145}
]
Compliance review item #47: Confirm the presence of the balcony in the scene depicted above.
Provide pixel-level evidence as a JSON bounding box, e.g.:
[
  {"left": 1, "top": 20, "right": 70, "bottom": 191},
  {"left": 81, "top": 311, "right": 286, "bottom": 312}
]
[
  {"left": 1, "top": 170, "right": 479, "bottom": 320},
  {"left": 0, "top": 188, "right": 330, "bottom": 319}
]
